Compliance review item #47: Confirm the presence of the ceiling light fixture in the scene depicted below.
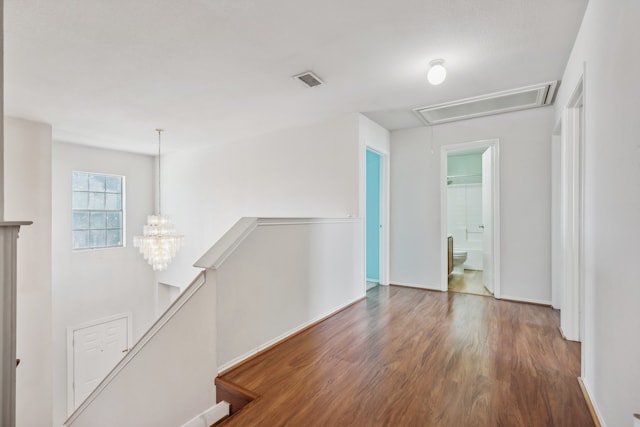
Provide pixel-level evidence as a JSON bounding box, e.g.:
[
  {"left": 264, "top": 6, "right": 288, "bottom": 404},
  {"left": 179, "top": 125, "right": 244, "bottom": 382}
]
[
  {"left": 427, "top": 59, "right": 447, "bottom": 85},
  {"left": 133, "top": 129, "right": 184, "bottom": 271}
]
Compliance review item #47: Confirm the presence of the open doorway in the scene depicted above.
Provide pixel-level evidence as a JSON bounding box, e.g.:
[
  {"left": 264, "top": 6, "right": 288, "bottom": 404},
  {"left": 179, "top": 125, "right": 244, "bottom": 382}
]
[{"left": 441, "top": 140, "right": 500, "bottom": 297}]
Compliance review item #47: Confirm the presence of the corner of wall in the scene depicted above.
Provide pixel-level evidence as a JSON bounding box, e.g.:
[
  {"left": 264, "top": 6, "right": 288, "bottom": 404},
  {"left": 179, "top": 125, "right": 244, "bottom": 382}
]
[{"left": 4, "top": 116, "right": 54, "bottom": 426}]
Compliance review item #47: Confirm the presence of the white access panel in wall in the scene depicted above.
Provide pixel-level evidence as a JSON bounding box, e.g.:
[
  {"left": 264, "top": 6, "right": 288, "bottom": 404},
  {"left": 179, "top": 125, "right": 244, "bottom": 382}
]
[{"left": 67, "top": 313, "right": 132, "bottom": 414}]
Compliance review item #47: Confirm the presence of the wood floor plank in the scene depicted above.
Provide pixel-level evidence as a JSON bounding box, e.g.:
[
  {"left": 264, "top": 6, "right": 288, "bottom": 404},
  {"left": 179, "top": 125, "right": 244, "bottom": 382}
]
[{"left": 217, "top": 286, "right": 593, "bottom": 426}]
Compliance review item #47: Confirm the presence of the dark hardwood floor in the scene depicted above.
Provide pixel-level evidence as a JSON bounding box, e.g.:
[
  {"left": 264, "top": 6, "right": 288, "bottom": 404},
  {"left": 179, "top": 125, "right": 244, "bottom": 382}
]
[{"left": 217, "top": 285, "right": 594, "bottom": 426}]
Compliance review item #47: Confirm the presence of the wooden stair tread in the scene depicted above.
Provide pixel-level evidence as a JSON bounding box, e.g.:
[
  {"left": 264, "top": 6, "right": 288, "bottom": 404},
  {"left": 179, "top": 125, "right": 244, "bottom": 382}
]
[{"left": 214, "top": 376, "right": 259, "bottom": 423}]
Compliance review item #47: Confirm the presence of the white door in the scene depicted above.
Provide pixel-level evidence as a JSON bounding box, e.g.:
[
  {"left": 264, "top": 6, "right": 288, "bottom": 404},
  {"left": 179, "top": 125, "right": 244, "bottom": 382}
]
[
  {"left": 482, "top": 147, "right": 494, "bottom": 293},
  {"left": 70, "top": 315, "right": 130, "bottom": 412}
]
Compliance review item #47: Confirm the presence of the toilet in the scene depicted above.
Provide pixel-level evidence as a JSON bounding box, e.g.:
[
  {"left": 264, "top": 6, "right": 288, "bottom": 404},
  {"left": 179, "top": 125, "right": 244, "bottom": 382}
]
[{"left": 452, "top": 251, "right": 467, "bottom": 274}]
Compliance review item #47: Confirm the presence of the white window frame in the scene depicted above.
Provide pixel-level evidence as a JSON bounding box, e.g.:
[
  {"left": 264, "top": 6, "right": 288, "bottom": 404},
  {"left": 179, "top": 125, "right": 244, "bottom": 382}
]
[{"left": 71, "top": 171, "right": 126, "bottom": 250}]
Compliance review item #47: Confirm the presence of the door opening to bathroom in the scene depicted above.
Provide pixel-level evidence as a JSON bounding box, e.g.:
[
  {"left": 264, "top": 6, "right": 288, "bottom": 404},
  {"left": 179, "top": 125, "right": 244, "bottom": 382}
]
[{"left": 441, "top": 140, "right": 500, "bottom": 298}]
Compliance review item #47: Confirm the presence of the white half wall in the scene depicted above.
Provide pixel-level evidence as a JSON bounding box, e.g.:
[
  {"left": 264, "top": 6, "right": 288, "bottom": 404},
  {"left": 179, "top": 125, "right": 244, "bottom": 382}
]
[
  {"left": 554, "top": 1, "right": 640, "bottom": 425},
  {"left": 390, "top": 107, "right": 553, "bottom": 302},
  {"left": 194, "top": 218, "right": 365, "bottom": 371},
  {"left": 52, "top": 142, "right": 157, "bottom": 426},
  {"left": 159, "top": 114, "right": 361, "bottom": 288},
  {"left": 4, "top": 117, "right": 53, "bottom": 427}
]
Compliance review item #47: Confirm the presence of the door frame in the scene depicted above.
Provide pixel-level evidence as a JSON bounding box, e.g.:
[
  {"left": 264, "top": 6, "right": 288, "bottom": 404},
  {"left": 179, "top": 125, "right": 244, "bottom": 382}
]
[
  {"left": 559, "top": 74, "right": 585, "bottom": 343},
  {"left": 364, "top": 146, "right": 389, "bottom": 287},
  {"left": 66, "top": 312, "right": 133, "bottom": 415},
  {"left": 440, "top": 139, "right": 501, "bottom": 297}
]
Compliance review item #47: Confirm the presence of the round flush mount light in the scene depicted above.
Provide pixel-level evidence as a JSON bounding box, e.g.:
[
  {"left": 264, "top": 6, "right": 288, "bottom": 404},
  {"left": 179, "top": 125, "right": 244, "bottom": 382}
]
[{"left": 427, "top": 59, "right": 447, "bottom": 85}]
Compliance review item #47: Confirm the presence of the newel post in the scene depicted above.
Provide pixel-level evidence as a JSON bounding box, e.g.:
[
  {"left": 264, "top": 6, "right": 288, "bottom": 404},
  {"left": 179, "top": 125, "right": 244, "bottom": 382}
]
[{"left": 0, "top": 222, "right": 31, "bottom": 427}]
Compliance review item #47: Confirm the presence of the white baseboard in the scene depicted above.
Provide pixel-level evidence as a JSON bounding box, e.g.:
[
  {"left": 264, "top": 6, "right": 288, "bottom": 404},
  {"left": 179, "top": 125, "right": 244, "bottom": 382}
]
[
  {"left": 181, "top": 401, "right": 230, "bottom": 427},
  {"left": 218, "top": 295, "right": 364, "bottom": 373},
  {"left": 499, "top": 294, "right": 552, "bottom": 306},
  {"left": 579, "top": 377, "right": 606, "bottom": 427}
]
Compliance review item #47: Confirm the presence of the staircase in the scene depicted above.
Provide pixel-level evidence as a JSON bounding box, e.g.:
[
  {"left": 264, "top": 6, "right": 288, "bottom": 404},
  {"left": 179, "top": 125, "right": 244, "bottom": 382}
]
[
  {"left": 63, "top": 217, "right": 363, "bottom": 427},
  {"left": 213, "top": 378, "right": 258, "bottom": 424}
]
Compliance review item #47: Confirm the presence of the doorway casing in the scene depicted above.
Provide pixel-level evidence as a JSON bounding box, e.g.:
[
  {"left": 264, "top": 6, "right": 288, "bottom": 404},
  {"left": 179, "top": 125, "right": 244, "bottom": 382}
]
[
  {"left": 440, "top": 139, "right": 501, "bottom": 297},
  {"left": 557, "top": 73, "right": 585, "bottom": 343}
]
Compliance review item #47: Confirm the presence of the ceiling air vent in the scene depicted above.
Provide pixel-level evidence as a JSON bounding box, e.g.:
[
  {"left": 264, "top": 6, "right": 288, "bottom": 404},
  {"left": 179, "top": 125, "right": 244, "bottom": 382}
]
[
  {"left": 293, "top": 71, "right": 324, "bottom": 88},
  {"left": 414, "top": 81, "right": 558, "bottom": 125}
]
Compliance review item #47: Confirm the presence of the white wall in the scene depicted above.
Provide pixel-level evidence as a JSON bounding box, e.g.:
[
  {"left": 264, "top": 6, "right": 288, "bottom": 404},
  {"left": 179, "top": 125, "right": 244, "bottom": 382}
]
[
  {"left": 554, "top": 1, "right": 640, "bottom": 425},
  {"left": 159, "top": 114, "right": 361, "bottom": 288},
  {"left": 390, "top": 107, "right": 553, "bottom": 302},
  {"left": 4, "top": 117, "right": 53, "bottom": 427},
  {"left": 52, "top": 142, "right": 157, "bottom": 426}
]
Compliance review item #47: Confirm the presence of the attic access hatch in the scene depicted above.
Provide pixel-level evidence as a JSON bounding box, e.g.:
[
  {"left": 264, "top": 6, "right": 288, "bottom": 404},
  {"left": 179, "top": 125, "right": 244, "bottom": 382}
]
[{"left": 414, "top": 81, "right": 558, "bottom": 125}]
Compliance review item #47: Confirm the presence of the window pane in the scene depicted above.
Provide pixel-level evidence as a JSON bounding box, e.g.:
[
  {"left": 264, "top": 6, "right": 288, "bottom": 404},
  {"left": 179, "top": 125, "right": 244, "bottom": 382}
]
[
  {"left": 90, "top": 230, "right": 106, "bottom": 248},
  {"left": 105, "top": 193, "right": 121, "bottom": 210},
  {"left": 72, "top": 172, "right": 89, "bottom": 191},
  {"left": 88, "top": 192, "right": 105, "bottom": 210},
  {"left": 72, "top": 172, "right": 124, "bottom": 250},
  {"left": 72, "top": 192, "right": 89, "bottom": 210},
  {"left": 105, "top": 176, "right": 121, "bottom": 193},
  {"left": 72, "top": 230, "right": 90, "bottom": 249},
  {"left": 89, "top": 175, "right": 106, "bottom": 192},
  {"left": 90, "top": 212, "right": 106, "bottom": 229},
  {"left": 72, "top": 212, "right": 90, "bottom": 230},
  {"left": 106, "top": 212, "right": 121, "bottom": 229},
  {"left": 106, "top": 229, "right": 122, "bottom": 247}
]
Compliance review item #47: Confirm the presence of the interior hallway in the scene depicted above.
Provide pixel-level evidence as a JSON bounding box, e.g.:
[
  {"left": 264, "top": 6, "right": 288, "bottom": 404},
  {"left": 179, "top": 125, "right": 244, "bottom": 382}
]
[{"left": 217, "top": 285, "right": 593, "bottom": 426}]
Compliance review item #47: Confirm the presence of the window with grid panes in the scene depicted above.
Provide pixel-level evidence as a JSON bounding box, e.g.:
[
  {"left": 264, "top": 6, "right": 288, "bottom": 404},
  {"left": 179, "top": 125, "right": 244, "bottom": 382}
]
[{"left": 72, "top": 172, "right": 124, "bottom": 249}]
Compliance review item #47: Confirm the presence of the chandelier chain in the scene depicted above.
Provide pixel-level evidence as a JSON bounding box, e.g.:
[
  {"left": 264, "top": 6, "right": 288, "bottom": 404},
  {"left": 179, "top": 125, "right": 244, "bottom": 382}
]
[
  {"left": 133, "top": 128, "right": 183, "bottom": 271},
  {"left": 156, "top": 128, "right": 163, "bottom": 216}
]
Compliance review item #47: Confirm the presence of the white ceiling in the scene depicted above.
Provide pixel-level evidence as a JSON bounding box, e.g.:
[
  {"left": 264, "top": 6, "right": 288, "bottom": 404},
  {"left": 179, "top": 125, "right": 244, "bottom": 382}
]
[{"left": 5, "top": 0, "right": 587, "bottom": 154}]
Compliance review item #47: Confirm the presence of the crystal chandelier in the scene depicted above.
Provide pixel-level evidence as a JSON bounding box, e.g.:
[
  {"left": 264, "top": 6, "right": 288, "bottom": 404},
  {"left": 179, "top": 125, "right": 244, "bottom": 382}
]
[{"left": 133, "top": 129, "right": 184, "bottom": 271}]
